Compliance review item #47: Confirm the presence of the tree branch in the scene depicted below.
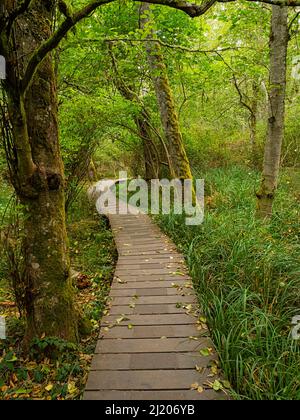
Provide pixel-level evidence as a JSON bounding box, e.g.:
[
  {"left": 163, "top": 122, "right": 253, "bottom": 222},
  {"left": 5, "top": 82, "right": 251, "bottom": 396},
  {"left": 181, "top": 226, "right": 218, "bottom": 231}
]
[
  {"left": 135, "top": 0, "right": 217, "bottom": 18},
  {"left": 105, "top": 37, "right": 242, "bottom": 54},
  {"left": 137, "top": 0, "right": 300, "bottom": 18},
  {"left": 215, "top": 52, "right": 255, "bottom": 116}
]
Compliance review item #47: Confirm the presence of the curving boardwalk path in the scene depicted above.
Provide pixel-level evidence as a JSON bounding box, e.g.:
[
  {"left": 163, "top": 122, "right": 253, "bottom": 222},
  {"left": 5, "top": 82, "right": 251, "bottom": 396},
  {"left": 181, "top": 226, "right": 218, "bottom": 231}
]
[{"left": 84, "top": 182, "right": 226, "bottom": 400}]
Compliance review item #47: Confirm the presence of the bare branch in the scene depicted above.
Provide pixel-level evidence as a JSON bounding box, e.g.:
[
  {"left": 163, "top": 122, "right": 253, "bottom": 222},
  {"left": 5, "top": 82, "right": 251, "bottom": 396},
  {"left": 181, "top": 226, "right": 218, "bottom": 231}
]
[
  {"left": 215, "top": 52, "right": 255, "bottom": 116},
  {"left": 105, "top": 37, "right": 241, "bottom": 54}
]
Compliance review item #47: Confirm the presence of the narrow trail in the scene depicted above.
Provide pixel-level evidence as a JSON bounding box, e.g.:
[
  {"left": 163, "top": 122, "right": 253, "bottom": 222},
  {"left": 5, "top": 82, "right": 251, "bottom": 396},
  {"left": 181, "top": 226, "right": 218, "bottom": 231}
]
[{"left": 84, "top": 182, "right": 226, "bottom": 400}]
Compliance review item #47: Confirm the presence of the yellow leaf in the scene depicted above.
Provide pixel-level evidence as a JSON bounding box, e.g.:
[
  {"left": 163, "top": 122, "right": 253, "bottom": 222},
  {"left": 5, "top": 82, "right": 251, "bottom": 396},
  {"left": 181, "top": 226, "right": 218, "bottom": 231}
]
[
  {"left": 45, "top": 384, "right": 53, "bottom": 392},
  {"left": 195, "top": 365, "right": 204, "bottom": 373},
  {"left": 68, "top": 382, "right": 77, "bottom": 394}
]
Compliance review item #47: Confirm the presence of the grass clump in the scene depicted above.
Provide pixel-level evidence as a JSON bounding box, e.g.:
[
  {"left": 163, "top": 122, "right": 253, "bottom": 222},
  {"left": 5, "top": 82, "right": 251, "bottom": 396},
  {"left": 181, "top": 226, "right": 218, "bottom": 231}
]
[{"left": 156, "top": 165, "right": 300, "bottom": 400}]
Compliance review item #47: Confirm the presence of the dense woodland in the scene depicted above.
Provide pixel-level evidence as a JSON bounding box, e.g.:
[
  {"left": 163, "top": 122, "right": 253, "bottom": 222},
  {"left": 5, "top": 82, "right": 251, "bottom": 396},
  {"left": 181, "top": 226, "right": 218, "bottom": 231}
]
[{"left": 0, "top": 0, "right": 300, "bottom": 400}]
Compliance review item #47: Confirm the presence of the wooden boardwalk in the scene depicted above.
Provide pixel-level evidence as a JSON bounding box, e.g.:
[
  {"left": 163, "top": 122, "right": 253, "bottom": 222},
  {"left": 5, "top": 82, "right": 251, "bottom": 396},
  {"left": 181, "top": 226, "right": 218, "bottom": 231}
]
[{"left": 84, "top": 190, "right": 226, "bottom": 400}]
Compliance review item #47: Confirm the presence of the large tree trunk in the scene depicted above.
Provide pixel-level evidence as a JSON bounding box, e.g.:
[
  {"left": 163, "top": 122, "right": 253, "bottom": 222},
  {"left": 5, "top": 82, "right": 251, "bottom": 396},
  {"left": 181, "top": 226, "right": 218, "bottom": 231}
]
[
  {"left": 2, "top": 1, "right": 77, "bottom": 343},
  {"left": 256, "top": 5, "right": 289, "bottom": 218},
  {"left": 140, "top": 3, "right": 193, "bottom": 181}
]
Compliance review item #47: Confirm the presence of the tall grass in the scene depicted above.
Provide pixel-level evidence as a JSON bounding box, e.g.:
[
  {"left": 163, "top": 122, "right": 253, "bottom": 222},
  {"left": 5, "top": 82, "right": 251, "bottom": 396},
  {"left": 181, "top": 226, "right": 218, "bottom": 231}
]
[{"left": 156, "top": 165, "right": 300, "bottom": 400}]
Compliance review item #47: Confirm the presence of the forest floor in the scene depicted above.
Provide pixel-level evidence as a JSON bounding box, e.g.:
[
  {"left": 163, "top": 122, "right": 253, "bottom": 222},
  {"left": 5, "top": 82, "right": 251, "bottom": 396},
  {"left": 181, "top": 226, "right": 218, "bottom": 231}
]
[{"left": 0, "top": 191, "right": 117, "bottom": 400}]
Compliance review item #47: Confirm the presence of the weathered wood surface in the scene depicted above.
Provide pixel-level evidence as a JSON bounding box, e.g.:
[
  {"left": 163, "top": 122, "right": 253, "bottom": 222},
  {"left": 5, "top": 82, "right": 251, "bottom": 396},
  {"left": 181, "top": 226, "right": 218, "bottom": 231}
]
[{"left": 84, "top": 195, "right": 226, "bottom": 400}]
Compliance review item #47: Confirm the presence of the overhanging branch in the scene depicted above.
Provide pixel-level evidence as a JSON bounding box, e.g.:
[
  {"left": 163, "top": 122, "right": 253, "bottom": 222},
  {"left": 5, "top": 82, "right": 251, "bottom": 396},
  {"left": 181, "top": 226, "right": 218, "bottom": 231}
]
[{"left": 135, "top": 0, "right": 217, "bottom": 17}]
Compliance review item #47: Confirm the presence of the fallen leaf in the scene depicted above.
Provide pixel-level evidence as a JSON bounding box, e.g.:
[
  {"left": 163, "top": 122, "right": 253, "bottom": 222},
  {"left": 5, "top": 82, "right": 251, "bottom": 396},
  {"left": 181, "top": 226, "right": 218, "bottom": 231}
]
[
  {"left": 195, "top": 365, "right": 204, "bottom": 373},
  {"left": 68, "top": 382, "right": 77, "bottom": 394},
  {"left": 199, "top": 347, "right": 213, "bottom": 357},
  {"left": 212, "top": 380, "right": 223, "bottom": 391},
  {"left": 222, "top": 380, "right": 231, "bottom": 389},
  {"left": 45, "top": 384, "right": 53, "bottom": 392}
]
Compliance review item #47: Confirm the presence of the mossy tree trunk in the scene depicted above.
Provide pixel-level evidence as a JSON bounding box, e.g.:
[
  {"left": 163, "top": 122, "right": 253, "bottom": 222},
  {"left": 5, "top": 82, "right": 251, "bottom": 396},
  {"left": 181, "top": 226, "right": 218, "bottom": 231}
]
[
  {"left": 256, "top": 5, "right": 289, "bottom": 218},
  {"left": 140, "top": 3, "right": 193, "bottom": 181},
  {"left": 1, "top": 1, "right": 77, "bottom": 343}
]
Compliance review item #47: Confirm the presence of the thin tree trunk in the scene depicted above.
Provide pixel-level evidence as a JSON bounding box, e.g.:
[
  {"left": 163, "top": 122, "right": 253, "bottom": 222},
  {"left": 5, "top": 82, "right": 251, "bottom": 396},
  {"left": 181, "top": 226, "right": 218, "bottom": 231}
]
[
  {"left": 249, "top": 81, "right": 259, "bottom": 168},
  {"left": 140, "top": 3, "right": 193, "bottom": 181},
  {"left": 256, "top": 5, "right": 289, "bottom": 218},
  {"left": 3, "top": 1, "right": 77, "bottom": 343}
]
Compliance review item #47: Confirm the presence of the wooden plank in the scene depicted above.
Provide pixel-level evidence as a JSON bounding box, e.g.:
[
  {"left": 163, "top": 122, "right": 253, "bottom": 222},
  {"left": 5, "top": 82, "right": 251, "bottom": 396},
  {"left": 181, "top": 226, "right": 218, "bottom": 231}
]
[
  {"left": 114, "top": 269, "right": 188, "bottom": 275},
  {"left": 90, "top": 352, "right": 212, "bottom": 370},
  {"left": 113, "top": 275, "right": 191, "bottom": 282},
  {"left": 113, "top": 274, "right": 189, "bottom": 280},
  {"left": 96, "top": 337, "right": 209, "bottom": 354},
  {"left": 100, "top": 324, "right": 200, "bottom": 339},
  {"left": 118, "top": 251, "right": 178, "bottom": 257},
  {"left": 111, "top": 280, "right": 189, "bottom": 289},
  {"left": 116, "top": 263, "right": 183, "bottom": 270},
  {"left": 83, "top": 389, "right": 220, "bottom": 400},
  {"left": 108, "top": 303, "right": 191, "bottom": 315},
  {"left": 110, "top": 288, "right": 193, "bottom": 297},
  {"left": 110, "top": 295, "right": 195, "bottom": 305},
  {"left": 85, "top": 369, "right": 209, "bottom": 390},
  {"left": 117, "top": 259, "right": 184, "bottom": 266},
  {"left": 101, "top": 313, "right": 196, "bottom": 326}
]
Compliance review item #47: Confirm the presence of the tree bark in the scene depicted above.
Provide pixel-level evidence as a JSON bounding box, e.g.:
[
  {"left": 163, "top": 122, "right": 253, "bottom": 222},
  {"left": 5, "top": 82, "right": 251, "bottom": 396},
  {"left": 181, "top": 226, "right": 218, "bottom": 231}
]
[
  {"left": 140, "top": 3, "right": 193, "bottom": 181},
  {"left": 256, "top": 5, "right": 289, "bottom": 218},
  {"left": 2, "top": 1, "right": 77, "bottom": 343}
]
